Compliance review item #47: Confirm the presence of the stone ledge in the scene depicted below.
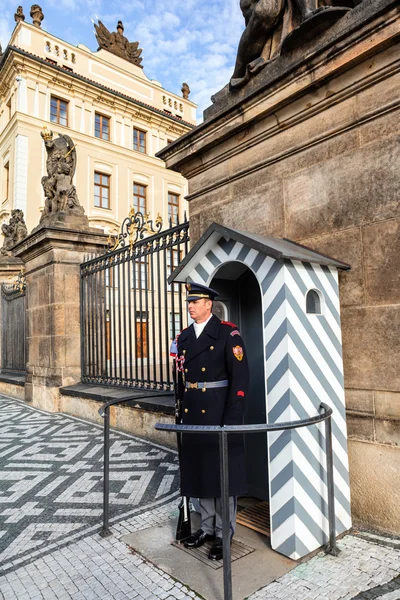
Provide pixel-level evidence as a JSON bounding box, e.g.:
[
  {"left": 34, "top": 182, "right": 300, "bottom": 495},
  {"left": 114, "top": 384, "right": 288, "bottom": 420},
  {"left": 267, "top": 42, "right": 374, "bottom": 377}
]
[
  {"left": 0, "top": 371, "right": 26, "bottom": 386},
  {"left": 59, "top": 385, "right": 176, "bottom": 447},
  {"left": 60, "top": 383, "right": 175, "bottom": 415}
]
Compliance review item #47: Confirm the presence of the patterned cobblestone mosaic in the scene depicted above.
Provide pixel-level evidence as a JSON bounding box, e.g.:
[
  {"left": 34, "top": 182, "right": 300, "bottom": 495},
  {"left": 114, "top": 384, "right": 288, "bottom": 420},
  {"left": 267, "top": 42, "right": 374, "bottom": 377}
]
[
  {"left": 0, "top": 397, "right": 180, "bottom": 576},
  {"left": 0, "top": 396, "right": 399, "bottom": 600}
]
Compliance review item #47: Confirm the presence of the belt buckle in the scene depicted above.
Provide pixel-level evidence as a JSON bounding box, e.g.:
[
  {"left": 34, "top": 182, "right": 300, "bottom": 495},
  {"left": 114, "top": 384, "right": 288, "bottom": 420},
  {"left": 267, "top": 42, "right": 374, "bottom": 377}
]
[{"left": 188, "top": 382, "right": 198, "bottom": 390}]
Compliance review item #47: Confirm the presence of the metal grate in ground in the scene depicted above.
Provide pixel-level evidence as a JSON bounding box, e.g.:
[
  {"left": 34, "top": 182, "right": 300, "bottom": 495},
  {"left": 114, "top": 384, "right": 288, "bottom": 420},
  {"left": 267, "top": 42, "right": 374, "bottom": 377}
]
[
  {"left": 236, "top": 500, "right": 270, "bottom": 537},
  {"left": 171, "top": 538, "right": 255, "bottom": 569}
]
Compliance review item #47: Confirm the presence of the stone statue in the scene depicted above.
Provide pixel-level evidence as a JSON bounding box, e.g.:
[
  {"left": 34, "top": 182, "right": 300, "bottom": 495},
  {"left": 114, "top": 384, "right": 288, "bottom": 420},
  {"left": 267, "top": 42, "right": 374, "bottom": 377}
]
[
  {"left": 30, "top": 4, "right": 44, "bottom": 28},
  {"left": 15, "top": 6, "right": 26, "bottom": 23},
  {"left": 181, "top": 83, "right": 190, "bottom": 100},
  {"left": 231, "top": 0, "right": 359, "bottom": 88},
  {"left": 39, "top": 127, "right": 85, "bottom": 224},
  {"left": 94, "top": 20, "right": 143, "bottom": 67},
  {"left": 0, "top": 210, "right": 28, "bottom": 256}
]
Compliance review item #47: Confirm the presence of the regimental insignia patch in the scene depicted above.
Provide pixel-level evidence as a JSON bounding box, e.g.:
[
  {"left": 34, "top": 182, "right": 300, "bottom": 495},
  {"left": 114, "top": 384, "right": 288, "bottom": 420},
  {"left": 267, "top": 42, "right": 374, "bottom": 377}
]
[
  {"left": 233, "top": 346, "right": 244, "bottom": 361},
  {"left": 230, "top": 330, "right": 240, "bottom": 337}
]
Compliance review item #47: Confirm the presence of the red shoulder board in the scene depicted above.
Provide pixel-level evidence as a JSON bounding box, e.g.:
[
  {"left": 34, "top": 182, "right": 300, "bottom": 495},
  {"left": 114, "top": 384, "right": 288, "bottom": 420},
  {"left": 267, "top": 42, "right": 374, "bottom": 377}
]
[{"left": 221, "top": 321, "right": 238, "bottom": 328}]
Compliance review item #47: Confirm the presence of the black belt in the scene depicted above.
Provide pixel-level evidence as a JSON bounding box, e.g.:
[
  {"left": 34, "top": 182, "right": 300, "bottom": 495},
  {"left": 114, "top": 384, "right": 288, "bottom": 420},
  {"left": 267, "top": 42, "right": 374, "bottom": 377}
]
[{"left": 185, "top": 380, "right": 229, "bottom": 390}]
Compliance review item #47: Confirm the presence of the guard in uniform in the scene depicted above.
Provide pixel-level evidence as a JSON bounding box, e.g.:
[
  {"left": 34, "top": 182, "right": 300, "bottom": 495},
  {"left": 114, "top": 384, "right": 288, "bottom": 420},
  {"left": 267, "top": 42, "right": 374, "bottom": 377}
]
[{"left": 171, "top": 282, "right": 249, "bottom": 560}]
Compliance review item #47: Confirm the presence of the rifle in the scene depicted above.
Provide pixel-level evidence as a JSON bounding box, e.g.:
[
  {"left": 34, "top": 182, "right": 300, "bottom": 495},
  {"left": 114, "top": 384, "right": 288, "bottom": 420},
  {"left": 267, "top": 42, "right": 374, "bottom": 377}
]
[{"left": 173, "top": 357, "right": 192, "bottom": 542}]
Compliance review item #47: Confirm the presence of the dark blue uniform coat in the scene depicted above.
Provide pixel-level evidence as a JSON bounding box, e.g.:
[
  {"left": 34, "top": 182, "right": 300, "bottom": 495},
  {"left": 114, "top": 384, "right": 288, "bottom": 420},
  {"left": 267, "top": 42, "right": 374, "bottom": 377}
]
[{"left": 176, "top": 314, "right": 249, "bottom": 498}]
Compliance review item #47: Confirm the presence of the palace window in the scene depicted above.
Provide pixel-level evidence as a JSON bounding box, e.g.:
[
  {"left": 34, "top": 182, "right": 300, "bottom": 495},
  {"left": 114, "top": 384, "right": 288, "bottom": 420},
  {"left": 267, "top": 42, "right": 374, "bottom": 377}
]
[
  {"left": 95, "top": 113, "right": 110, "bottom": 141},
  {"left": 167, "top": 248, "right": 181, "bottom": 278},
  {"left": 133, "top": 128, "right": 146, "bottom": 153},
  {"left": 50, "top": 96, "right": 68, "bottom": 126},
  {"left": 134, "top": 257, "right": 148, "bottom": 289},
  {"left": 133, "top": 182, "right": 146, "bottom": 214},
  {"left": 169, "top": 312, "right": 181, "bottom": 341},
  {"left": 168, "top": 192, "right": 179, "bottom": 225},
  {"left": 3, "top": 162, "right": 10, "bottom": 202},
  {"left": 94, "top": 172, "right": 110, "bottom": 209}
]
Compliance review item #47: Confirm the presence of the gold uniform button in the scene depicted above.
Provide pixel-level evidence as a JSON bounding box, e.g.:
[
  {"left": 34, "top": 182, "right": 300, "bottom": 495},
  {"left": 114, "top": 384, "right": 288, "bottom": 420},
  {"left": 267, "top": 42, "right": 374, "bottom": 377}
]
[
  {"left": 184, "top": 369, "right": 188, "bottom": 373},
  {"left": 202, "top": 387, "right": 206, "bottom": 393},
  {"left": 210, "top": 346, "right": 214, "bottom": 350},
  {"left": 201, "top": 367, "right": 206, "bottom": 372},
  {"left": 184, "top": 408, "right": 189, "bottom": 413},
  {"left": 183, "top": 350, "right": 186, "bottom": 355},
  {"left": 201, "top": 409, "right": 206, "bottom": 414}
]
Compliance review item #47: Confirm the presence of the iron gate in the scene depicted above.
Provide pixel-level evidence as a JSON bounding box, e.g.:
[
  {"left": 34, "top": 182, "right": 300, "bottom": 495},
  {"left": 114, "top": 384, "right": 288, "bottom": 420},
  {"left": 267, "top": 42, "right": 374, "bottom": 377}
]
[
  {"left": 1, "top": 272, "right": 27, "bottom": 373},
  {"left": 80, "top": 212, "right": 189, "bottom": 390}
]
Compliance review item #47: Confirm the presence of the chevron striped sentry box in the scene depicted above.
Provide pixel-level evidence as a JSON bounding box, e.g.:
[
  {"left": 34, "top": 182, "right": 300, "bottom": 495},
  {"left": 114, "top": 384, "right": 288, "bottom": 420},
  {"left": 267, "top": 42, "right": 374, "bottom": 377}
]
[{"left": 169, "top": 222, "right": 352, "bottom": 560}]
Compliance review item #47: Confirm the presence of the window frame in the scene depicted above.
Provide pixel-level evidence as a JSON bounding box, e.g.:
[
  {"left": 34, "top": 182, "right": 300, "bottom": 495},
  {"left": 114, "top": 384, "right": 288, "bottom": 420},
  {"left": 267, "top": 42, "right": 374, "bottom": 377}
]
[
  {"left": 94, "top": 171, "right": 111, "bottom": 210},
  {"left": 133, "top": 182, "right": 147, "bottom": 214},
  {"left": 95, "top": 112, "right": 111, "bottom": 141},
  {"left": 168, "top": 191, "right": 180, "bottom": 226},
  {"left": 3, "top": 162, "right": 10, "bottom": 202},
  {"left": 133, "top": 127, "right": 147, "bottom": 154},
  {"left": 50, "top": 95, "right": 68, "bottom": 127}
]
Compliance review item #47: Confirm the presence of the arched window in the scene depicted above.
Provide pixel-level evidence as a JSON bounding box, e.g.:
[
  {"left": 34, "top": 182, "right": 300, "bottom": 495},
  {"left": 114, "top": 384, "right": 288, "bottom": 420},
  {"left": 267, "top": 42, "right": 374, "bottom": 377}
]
[{"left": 306, "top": 289, "right": 322, "bottom": 314}]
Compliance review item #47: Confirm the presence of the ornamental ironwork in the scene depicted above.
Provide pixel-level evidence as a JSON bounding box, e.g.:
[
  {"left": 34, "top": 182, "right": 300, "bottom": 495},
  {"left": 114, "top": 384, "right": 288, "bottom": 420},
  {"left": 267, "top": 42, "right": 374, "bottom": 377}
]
[
  {"left": 107, "top": 210, "right": 163, "bottom": 253},
  {"left": 14, "top": 267, "right": 26, "bottom": 293}
]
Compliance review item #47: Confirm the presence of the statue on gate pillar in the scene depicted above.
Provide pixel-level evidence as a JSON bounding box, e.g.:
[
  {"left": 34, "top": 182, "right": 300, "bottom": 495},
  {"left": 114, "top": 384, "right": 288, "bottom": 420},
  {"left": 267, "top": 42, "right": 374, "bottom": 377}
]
[
  {"left": 0, "top": 210, "right": 28, "bottom": 256},
  {"left": 38, "top": 127, "right": 89, "bottom": 229},
  {"left": 230, "top": 0, "right": 362, "bottom": 88}
]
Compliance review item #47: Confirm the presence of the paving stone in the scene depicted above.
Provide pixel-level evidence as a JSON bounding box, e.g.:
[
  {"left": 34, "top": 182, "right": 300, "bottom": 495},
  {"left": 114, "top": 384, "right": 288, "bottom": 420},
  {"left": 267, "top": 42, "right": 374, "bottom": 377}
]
[{"left": 1, "top": 396, "right": 400, "bottom": 600}]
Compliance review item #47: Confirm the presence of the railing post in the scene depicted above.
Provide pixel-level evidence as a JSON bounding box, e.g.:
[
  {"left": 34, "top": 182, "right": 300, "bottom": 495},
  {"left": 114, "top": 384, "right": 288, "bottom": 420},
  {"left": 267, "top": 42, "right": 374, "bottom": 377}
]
[
  {"left": 219, "top": 429, "right": 232, "bottom": 600},
  {"left": 325, "top": 414, "right": 338, "bottom": 556},
  {"left": 100, "top": 405, "right": 112, "bottom": 537}
]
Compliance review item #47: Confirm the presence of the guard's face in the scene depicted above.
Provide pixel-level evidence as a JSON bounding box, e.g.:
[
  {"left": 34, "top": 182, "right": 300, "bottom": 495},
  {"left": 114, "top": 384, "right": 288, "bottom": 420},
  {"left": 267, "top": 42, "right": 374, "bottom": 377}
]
[{"left": 188, "top": 298, "right": 212, "bottom": 323}]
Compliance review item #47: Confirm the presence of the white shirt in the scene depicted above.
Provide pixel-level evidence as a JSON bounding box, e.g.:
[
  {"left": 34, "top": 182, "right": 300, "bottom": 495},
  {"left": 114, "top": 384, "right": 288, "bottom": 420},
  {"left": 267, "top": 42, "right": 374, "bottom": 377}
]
[{"left": 193, "top": 314, "right": 213, "bottom": 338}]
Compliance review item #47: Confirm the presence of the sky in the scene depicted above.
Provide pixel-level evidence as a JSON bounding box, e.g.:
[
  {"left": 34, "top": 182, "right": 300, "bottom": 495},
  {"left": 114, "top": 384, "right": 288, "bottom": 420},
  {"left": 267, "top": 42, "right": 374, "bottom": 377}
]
[{"left": 0, "top": 0, "right": 245, "bottom": 122}]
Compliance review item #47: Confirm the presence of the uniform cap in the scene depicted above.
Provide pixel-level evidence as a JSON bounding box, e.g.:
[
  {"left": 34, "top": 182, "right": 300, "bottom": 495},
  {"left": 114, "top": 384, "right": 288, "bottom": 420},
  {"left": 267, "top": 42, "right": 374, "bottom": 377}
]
[{"left": 185, "top": 282, "right": 219, "bottom": 301}]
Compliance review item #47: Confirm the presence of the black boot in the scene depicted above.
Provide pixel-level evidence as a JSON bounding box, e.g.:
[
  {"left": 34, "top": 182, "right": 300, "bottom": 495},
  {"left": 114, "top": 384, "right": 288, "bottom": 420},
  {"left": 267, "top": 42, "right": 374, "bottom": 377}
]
[
  {"left": 208, "top": 537, "right": 223, "bottom": 560},
  {"left": 183, "top": 529, "right": 214, "bottom": 549}
]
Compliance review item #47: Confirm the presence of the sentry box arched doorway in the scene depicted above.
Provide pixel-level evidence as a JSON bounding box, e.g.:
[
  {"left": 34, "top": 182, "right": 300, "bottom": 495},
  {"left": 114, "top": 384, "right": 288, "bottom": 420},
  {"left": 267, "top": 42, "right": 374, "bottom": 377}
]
[{"left": 168, "top": 222, "right": 352, "bottom": 560}]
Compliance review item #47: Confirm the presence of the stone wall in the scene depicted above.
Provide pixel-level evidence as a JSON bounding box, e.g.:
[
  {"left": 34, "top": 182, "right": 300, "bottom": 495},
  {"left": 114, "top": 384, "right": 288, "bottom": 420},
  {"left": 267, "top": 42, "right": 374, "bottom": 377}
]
[{"left": 158, "top": 0, "right": 400, "bottom": 533}]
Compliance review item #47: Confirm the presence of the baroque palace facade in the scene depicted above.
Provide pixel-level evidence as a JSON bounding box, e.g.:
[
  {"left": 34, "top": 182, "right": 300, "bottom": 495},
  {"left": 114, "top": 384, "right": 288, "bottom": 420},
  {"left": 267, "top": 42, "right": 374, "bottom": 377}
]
[{"left": 0, "top": 8, "right": 197, "bottom": 237}]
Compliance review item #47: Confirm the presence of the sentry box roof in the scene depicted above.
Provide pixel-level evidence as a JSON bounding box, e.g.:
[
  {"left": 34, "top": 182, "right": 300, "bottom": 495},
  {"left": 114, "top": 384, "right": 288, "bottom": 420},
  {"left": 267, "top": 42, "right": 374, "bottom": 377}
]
[{"left": 168, "top": 222, "right": 350, "bottom": 284}]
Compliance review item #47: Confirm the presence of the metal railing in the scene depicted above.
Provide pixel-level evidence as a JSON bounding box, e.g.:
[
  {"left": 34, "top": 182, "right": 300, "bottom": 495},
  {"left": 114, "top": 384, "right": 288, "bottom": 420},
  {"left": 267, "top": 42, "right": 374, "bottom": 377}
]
[
  {"left": 155, "top": 402, "right": 338, "bottom": 600},
  {"left": 98, "top": 401, "right": 338, "bottom": 600}
]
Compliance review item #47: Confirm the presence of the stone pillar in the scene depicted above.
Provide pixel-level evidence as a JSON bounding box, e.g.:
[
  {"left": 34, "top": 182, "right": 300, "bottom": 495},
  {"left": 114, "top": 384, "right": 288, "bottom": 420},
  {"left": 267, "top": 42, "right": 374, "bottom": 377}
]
[{"left": 13, "top": 225, "right": 107, "bottom": 412}]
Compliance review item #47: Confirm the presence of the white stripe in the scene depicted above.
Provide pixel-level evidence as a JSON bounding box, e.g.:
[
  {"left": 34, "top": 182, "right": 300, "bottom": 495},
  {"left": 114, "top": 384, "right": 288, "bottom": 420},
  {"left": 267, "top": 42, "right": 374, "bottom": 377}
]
[
  {"left": 267, "top": 377, "right": 290, "bottom": 415},
  {"left": 262, "top": 270, "right": 286, "bottom": 313},
  {"left": 256, "top": 255, "right": 275, "bottom": 286},
  {"left": 264, "top": 301, "right": 287, "bottom": 345},
  {"left": 230, "top": 242, "right": 245, "bottom": 260},
  {"left": 265, "top": 337, "right": 289, "bottom": 383},
  {"left": 269, "top": 437, "right": 293, "bottom": 480}
]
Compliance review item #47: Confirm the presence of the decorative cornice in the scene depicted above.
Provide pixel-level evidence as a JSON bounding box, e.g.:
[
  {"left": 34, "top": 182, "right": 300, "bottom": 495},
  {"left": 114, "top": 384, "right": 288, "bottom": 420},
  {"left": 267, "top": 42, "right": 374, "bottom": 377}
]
[{"left": 0, "top": 45, "right": 195, "bottom": 130}]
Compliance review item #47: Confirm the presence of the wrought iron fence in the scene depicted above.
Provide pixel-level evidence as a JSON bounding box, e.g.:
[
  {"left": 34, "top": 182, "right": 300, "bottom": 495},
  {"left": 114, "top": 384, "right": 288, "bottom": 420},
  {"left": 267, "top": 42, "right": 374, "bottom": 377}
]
[
  {"left": 80, "top": 212, "right": 190, "bottom": 390},
  {"left": 1, "top": 271, "right": 27, "bottom": 373}
]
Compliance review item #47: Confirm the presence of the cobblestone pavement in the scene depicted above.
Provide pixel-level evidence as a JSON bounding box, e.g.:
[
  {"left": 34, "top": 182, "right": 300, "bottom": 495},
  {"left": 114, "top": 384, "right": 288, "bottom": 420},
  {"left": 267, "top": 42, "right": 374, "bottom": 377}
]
[{"left": 0, "top": 395, "right": 399, "bottom": 600}]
